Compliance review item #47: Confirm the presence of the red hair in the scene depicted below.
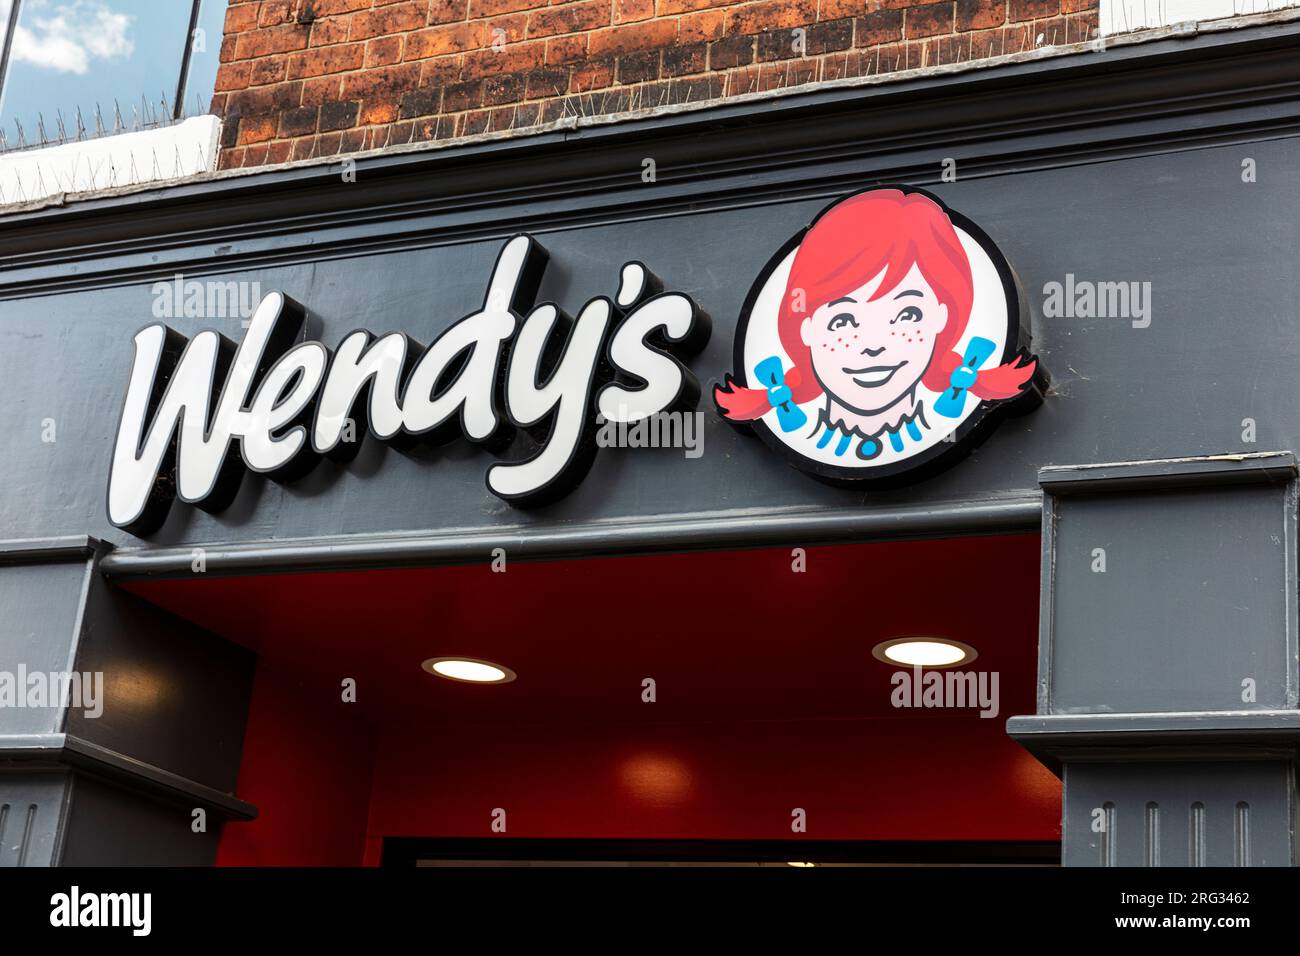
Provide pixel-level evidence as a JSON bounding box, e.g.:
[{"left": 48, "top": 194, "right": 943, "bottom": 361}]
[{"left": 716, "top": 189, "right": 1036, "bottom": 422}]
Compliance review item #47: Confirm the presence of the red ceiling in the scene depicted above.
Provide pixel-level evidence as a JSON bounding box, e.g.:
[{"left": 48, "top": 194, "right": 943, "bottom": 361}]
[
  {"left": 120, "top": 533, "right": 1043, "bottom": 727},
  {"left": 119, "top": 533, "right": 1060, "bottom": 860}
]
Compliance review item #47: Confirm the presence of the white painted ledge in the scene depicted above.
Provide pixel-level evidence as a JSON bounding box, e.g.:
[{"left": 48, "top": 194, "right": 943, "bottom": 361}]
[
  {"left": 1101, "top": 0, "right": 1300, "bottom": 35},
  {"left": 0, "top": 115, "right": 220, "bottom": 208}
]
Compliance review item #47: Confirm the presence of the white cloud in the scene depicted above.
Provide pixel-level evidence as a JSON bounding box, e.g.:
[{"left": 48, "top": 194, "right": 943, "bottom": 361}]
[{"left": 10, "top": 2, "right": 134, "bottom": 76}]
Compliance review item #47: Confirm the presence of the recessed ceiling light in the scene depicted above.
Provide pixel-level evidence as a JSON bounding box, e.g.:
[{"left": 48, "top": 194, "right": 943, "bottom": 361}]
[
  {"left": 421, "top": 657, "right": 517, "bottom": 684},
  {"left": 871, "top": 638, "right": 977, "bottom": 669}
]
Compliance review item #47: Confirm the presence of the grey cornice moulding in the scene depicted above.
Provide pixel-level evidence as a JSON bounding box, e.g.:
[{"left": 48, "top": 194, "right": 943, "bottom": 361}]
[
  {"left": 3, "top": 21, "right": 1300, "bottom": 297},
  {"left": 0, "top": 536, "right": 110, "bottom": 566},
  {"left": 0, "top": 733, "right": 257, "bottom": 820},
  {"left": 1007, "top": 711, "right": 1300, "bottom": 776},
  {"left": 1039, "top": 451, "right": 1299, "bottom": 493},
  {"left": 97, "top": 494, "right": 1043, "bottom": 580}
]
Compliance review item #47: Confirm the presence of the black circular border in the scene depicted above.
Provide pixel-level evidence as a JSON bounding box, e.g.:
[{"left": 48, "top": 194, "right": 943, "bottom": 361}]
[{"left": 725, "top": 184, "right": 1039, "bottom": 489}]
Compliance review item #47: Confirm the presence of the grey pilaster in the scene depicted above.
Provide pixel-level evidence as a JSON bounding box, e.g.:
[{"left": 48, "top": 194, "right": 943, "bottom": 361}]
[
  {"left": 1009, "top": 452, "right": 1300, "bottom": 866},
  {"left": 0, "top": 538, "right": 257, "bottom": 866}
]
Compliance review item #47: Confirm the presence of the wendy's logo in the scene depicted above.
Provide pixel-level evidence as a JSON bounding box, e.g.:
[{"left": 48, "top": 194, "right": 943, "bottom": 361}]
[{"left": 716, "top": 186, "right": 1044, "bottom": 486}]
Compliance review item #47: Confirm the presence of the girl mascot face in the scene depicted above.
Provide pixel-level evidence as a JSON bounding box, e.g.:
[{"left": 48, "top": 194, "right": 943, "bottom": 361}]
[{"left": 715, "top": 187, "right": 1039, "bottom": 479}]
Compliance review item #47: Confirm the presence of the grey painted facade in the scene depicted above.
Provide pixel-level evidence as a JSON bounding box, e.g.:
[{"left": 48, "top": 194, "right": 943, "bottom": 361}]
[{"left": 2, "top": 21, "right": 1299, "bottom": 864}]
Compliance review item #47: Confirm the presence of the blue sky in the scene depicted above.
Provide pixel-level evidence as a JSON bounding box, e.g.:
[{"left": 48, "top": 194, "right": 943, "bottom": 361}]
[{"left": 0, "top": 0, "right": 227, "bottom": 142}]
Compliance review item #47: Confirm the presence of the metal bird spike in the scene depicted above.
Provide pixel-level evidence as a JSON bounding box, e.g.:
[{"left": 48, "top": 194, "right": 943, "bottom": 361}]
[
  {"left": 113, "top": 100, "right": 124, "bottom": 134},
  {"left": 56, "top": 110, "right": 67, "bottom": 144},
  {"left": 14, "top": 117, "right": 26, "bottom": 148},
  {"left": 160, "top": 89, "right": 172, "bottom": 123},
  {"left": 75, "top": 106, "right": 86, "bottom": 141},
  {"left": 37, "top": 112, "right": 48, "bottom": 146},
  {"left": 94, "top": 102, "right": 105, "bottom": 137}
]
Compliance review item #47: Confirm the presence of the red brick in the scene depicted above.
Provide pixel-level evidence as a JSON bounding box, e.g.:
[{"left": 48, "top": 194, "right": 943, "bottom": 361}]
[
  {"left": 1060, "top": 0, "right": 1091, "bottom": 13},
  {"left": 302, "top": 75, "right": 344, "bottom": 105},
  {"left": 956, "top": 0, "right": 1006, "bottom": 30},
  {"left": 259, "top": 1, "right": 296, "bottom": 27},
  {"left": 279, "top": 105, "right": 320, "bottom": 137},
  {"left": 431, "top": 0, "right": 471, "bottom": 24},
  {"left": 234, "top": 23, "right": 310, "bottom": 59},
  {"left": 238, "top": 115, "right": 278, "bottom": 145},
  {"left": 224, "top": 3, "right": 261, "bottom": 33},
  {"left": 421, "top": 56, "right": 467, "bottom": 84},
  {"left": 656, "top": 0, "right": 731, "bottom": 15},
  {"left": 615, "top": 0, "right": 655, "bottom": 23},
  {"left": 524, "top": 66, "right": 570, "bottom": 98},
  {"left": 266, "top": 140, "right": 294, "bottom": 164},
  {"left": 227, "top": 81, "right": 304, "bottom": 114},
  {"left": 545, "top": 34, "right": 588, "bottom": 63},
  {"left": 587, "top": 20, "right": 677, "bottom": 56},
  {"left": 244, "top": 144, "right": 271, "bottom": 165},
  {"left": 218, "top": 146, "right": 245, "bottom": 170},
  {"left": 572, "top": 57, "right": 615, "bottom": 90},
  {"left": 366, "top": 35, "right": 405, "bottom": 66},
  {"left": 352, "top": 1, "right": 428, "bottom": 40},
  {"left": 461, "top": 40, "right": 545, "bottom": 78},
  {"left": 663, "top": 41, "right": 707, "bottom": 75},
  {"left": 725, "top": 0, "right": 818, "bottom": 35},
  {"left": 288, "top": 43, "right": 366, "bottom": 78},
  {"left": 527, "top": 1, "right": 609, "bottom": 39},
  {"left": 406, "top": 22, "right": 490, "bottom": 58},
  {"left": 1009, "top": 0, "right": 1059, "bottom": 20},
  {"left": 250, "top": 54, "right": 291, "bottom": 86},
  {"left": 710, "top": 34, "right": 754, "bottom": 69},
  {"left": 679, "top": 10, "right": 724, "bottom": 42},
  {"left": 215, "top": 62, "right": 252, "bottom": 92},
  {"left": 319, "top": 100, "right": 360, "bottom": 131},
  {"left": 856, "top": 8, "right": 903, "bottom": 45},
  {"left": 302, "top": 0, "right": 372, "bottom": 16},
  {"left": 360, "top": 100, "right": 401, "bottom": 124},
  {"left": 309, "top": 17, "right": 352, "bottom": 46},
  {"left": 469, "top": 0, "right": 546, "bottom": 15},
  {"left": 966, "top": 24, "right": 1004, "bottom": 58},
  {"left": 340, "top": 62, "right": 421, "bottom": 99},
  {"left": 905, "top": 1, "right": 954, "bottom": 38}
]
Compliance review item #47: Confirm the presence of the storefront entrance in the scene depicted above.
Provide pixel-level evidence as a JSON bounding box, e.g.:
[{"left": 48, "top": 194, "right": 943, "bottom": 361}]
[{"left": 117, "top": 533, "right": 1059, "bottom": 865}]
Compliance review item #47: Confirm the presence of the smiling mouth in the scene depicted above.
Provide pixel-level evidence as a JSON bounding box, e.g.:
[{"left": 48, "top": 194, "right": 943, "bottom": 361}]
[{"left": 843, "top": 361, "right": 907, "bottom": 388}]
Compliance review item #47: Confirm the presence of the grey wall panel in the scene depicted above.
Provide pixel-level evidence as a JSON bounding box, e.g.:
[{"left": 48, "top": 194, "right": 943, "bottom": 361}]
[
  {"left": 3, "top": 137, "right": 1300, "bottom": 549},
  {"left": 0, "top": 772, "right": 71, "bottom": 867},
  {"left": 1063, "top": 761, "right": 1297, "bottom": 867},
  {"left": 1048, "top": 485, "right": 1294, "bottom": 713},
  {"left": 57, "top": 774, "right": 220, "bottom": 866},
  {"left": 66, "top": 580, "right": 255, "bottom": 794},
  {"left": 0, "top": 562, "right": 89, "bottom": 735}
]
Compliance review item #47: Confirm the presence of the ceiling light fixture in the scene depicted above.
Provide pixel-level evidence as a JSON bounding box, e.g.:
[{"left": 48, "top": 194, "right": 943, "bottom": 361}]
[
  {"left": 871, "top": 637, "right": 977, "bottom": 669},
  {"left": 421, "top": 657, "right": 517, "bottom": 684}
]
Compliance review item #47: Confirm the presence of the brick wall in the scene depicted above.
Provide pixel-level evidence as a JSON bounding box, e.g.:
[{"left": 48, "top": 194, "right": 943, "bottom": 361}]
[{"left": 213, "top": 0, "right": 1099, "bottom": 169}]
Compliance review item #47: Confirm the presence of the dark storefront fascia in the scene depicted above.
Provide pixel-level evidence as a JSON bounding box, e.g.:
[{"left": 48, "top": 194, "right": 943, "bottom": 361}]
[{"left": 2, "top": 19, "right": 1299, "bottom": 867}]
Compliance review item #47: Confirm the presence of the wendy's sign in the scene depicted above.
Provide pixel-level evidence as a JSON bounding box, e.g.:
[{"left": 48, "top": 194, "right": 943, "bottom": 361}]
[
  {"left": 107, "top": 236, "right": 709, "bottom": 534},
  {"left": 107, "top": 188, "right": 1044, "bottom": 535},
  {"left": 716, "top": 186, "right": 1044, "bottom": 485}
]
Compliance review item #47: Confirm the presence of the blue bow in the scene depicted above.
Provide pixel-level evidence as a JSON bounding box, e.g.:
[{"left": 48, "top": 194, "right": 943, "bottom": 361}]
[
  {"left": 754, "top": 355, "right": 808, "bottom": 433},
  {"left": 933, "top": 337, "right": 996, "bottom": 419}
]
